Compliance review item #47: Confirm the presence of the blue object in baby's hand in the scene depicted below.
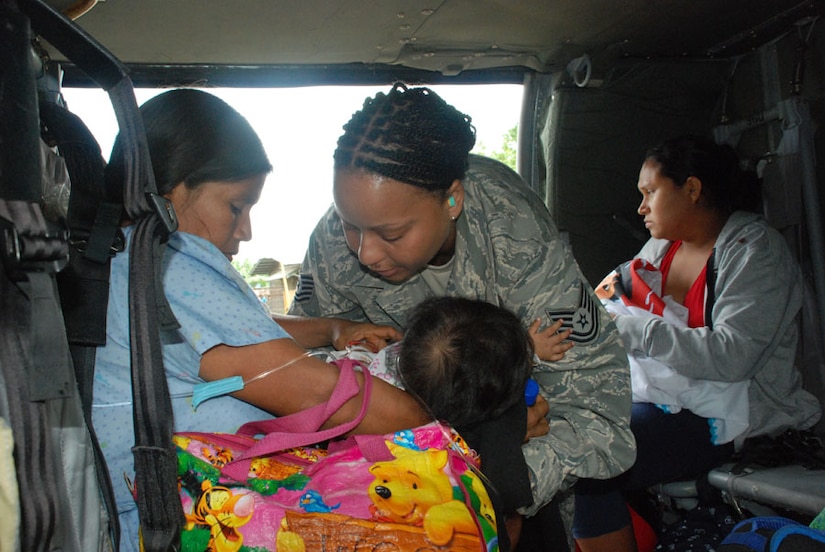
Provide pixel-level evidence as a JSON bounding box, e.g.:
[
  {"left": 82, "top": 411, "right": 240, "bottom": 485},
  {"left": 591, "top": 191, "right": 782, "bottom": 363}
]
[{"left": 524, "top": 378, "right": 539, "bottom": 406}]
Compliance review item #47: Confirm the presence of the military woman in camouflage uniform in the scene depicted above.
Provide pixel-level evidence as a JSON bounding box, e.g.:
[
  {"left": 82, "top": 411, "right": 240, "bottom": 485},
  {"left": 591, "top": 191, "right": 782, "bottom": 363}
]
[{"left": 288, "top": 83, "right": 635, "bottom": 541}]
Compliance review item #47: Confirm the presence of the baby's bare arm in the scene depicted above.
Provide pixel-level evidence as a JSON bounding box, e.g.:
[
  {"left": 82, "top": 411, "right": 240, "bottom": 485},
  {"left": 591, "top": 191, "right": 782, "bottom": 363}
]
[{"left": 528, "top": 318, "right": 574, "bottom": 362}]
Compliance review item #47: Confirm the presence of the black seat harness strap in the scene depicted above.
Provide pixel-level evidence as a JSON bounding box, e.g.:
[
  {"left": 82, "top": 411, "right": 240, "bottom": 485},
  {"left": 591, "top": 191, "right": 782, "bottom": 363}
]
[
  {"left": 110, "top": 57, "right": 183, "bottom": 552},
  {"left": 22, "top": 1, "right": 183, "bottom": 549},
  {"left": 0, "top": 3, "right": 69, "bottom": 548},
  {"left": 705, "top": 248, "right": 717, "bottom": 330}
]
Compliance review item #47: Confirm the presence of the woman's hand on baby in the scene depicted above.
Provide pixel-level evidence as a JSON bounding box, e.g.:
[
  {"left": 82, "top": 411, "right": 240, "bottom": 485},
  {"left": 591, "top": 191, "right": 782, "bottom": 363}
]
[
  {"left": 525, "top": 394, "right": 550, "bottom": 441},
  {"left": 332, "top": 321, "right": 403, "bottom": 352},
  {"left": 528, "top": 318, "right": 574, "bottom": 362}
]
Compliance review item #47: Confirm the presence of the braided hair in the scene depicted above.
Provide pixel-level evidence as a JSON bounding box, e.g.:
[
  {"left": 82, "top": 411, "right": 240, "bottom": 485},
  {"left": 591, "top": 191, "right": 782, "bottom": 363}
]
[
  {"left": 645, "top": 135, "right": 762, "bottom": 215},
  {"left": 334, "top": 83, "right": 477, "bottom": 195}
]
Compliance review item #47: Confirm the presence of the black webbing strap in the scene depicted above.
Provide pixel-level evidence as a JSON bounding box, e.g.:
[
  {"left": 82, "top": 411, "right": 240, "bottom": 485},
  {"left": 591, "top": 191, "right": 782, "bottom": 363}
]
[
  {"left": 106, "top": 45, "right": 182, "bottom": 552},
  {"left": 0, "top": 231, "right": 64, "bottom": 552},
  {"left": 129, "top": 216, "right": 181, "bottom": 551},
  {"left": 107, "top": 43, "right": 182, "bottom": 552},
  {"left": 705, "top": 248, "right": 717, "bottom": 330},
  {"left": 0, "top": 302, "right": 58, "bottom": 552},
  {"left": 0, "top": 3, "right": 64, "bottom": 549},
  {"left": 22, "top": 0, "right": 183, "bottom": 549},
  {"left": 20, "top": 0, "right": 125, "bottom": 91}
]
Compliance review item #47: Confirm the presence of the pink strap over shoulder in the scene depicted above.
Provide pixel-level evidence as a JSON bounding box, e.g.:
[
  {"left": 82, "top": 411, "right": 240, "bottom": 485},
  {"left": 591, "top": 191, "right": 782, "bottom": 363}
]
[{"left": 220, "top": 357, "right": 371, "bottom": 481}]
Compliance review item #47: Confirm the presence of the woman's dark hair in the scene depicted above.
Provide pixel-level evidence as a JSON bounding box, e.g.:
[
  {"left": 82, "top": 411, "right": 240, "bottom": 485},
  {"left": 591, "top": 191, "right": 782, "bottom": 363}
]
[
  {"left": 333, "top": 83, "right": 477, "bottom": 195},
  {"left": 645, "top": 135, "right": 761, "bottom": 214},
  {"left": 398, "top": 297, "right": 533, "bottom": 429},
  {"left": 105, "top": 88, "right": 272, "bottom": 195}
]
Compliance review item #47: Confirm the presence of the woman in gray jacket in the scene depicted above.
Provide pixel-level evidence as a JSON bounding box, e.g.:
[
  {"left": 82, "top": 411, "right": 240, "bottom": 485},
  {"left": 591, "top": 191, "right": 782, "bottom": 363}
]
[{"left": 574, "top": 135, "right": 821, "bottom": 552}]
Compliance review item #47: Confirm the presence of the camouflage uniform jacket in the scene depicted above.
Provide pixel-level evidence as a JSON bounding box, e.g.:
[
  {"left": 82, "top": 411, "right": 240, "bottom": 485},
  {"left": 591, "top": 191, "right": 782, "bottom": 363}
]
[{"left": 289, "top": 155, "right": 635, "bottom": 514}]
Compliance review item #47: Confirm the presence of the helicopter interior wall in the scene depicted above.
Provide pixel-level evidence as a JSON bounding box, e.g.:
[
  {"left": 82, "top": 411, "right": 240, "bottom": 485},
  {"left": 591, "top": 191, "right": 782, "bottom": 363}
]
[
  {"left": 536, "top": 21, "right": 825, "bottom": 436},
  {"left": 723, "top": 27, "right": 825, "bottom": 433},
  {"left": 537, "top": 60, "right": 734, "bottom": 287},
  {"left": 715, "top": 25, "right": 825, "bottom": 435},
  {"left": 533, "top": 22, "right": 825, "bottom": 516}
]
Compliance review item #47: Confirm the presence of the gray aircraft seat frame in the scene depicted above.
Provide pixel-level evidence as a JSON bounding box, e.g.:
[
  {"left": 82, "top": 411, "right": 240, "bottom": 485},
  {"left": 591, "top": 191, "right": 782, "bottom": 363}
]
[{"left": 707, "top": 464, "right": 825, "bottom": 518}]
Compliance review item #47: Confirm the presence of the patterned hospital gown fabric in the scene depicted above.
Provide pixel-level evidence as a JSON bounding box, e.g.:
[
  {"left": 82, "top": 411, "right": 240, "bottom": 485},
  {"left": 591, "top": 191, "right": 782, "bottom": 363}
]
[
  {"left": 289, "top": 154, "right": 636, "bottom": 515},
  {"left": 92, "top": 226, "right": 289, "bottom": 551}
]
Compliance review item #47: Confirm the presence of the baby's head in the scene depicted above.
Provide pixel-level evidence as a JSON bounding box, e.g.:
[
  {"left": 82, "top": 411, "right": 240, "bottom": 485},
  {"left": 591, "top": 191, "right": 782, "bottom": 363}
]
[{"left": 398, "top": 297, "right": 533, "bottom": 429}]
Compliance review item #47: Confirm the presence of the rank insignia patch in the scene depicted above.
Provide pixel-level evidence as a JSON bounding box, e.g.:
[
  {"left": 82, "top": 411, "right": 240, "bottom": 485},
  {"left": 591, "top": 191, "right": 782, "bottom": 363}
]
[
  {"left": 544, "top": 282, "right": 600, "bottom": 343},
  {"left": 294, "top": 273, "right": 315, "bottom": 302}
]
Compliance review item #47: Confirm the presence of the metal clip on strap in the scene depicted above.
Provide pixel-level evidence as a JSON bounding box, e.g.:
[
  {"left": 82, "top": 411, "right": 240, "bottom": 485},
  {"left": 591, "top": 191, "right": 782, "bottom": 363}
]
[
  {"left": 0, "top": 216, "right": 22, "bottom": 272},
  {"left": 146, "top": 192, "right": 178, "bottom": 236},
  {"left": 0, "top": 201, "right": 69, "bottom": 273}
]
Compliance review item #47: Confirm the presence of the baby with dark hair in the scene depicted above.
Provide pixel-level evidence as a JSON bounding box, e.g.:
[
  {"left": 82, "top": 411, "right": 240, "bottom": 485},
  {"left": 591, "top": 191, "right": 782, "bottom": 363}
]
[
  {"left": 379, "top": 296, "right": 568, "bottom": 549},
  {"left": 397, "top": 296, "right": 535, "bottom": 430}
]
